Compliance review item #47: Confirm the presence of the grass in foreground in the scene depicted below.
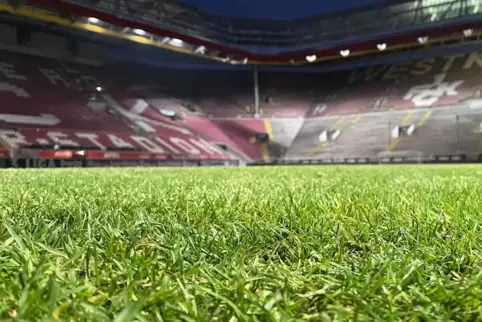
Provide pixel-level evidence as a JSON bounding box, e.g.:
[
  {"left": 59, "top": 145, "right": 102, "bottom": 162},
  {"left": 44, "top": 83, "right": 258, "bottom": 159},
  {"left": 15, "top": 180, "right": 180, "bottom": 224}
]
[{"left": 0, "top": 165, "right": 482, "bottom": 321}]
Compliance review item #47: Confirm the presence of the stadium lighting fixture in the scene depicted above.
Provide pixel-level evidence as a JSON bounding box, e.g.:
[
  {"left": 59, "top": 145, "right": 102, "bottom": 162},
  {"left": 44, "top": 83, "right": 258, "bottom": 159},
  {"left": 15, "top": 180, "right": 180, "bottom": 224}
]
[
  {"left": 377, "top": 43, "right": 387, "bottom": 51},
  {"left": 169, "top": 38, "right": 183, "bottom": 47},
  {"left": 133, "top": 28, "right": 146, "bottom": 36},
  {"left": 463, "top": 29, "right": 473, "bottom": 37},
  {"left": 306, "top": 55, "right": 317, "bottom": 62},
  {"left": 87, "top": 17, "right": 99, "bottom": 24},
  {"left": 340, "top": 49, "right": 350, "bottom": 57},
  {"left": 418, "top": 36, "right": 428, "bottom": 44}
]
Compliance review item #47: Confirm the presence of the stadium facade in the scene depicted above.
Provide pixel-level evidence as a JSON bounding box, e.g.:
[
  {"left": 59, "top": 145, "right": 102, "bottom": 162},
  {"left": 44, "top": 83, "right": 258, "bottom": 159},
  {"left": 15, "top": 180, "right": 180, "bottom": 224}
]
[{"left": 0, "top": 0, "right": 481, "bottom": 168}]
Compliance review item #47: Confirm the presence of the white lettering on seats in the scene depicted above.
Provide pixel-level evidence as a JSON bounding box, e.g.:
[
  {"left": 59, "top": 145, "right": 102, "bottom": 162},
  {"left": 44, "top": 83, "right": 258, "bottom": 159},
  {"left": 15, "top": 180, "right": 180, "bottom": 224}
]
[
  {"left": 76, "top": 133, "right": 106, "bottom": 150},
  {"left": 412, "top": 58, "right": 435, "bottom": 76},
  {"left": 107, "top": 134, "right": 135, "bottom": 149},
  {"left": 441, "top": 54, "right": 464, "bottom": 72},
  {"left": 38, "top": 68, "right": 69, "bottom": 86},
  {"left": 0, "top": 62, "right": 26, "bottom": 80},
  {"left": 169, "top": 137, "right": 200, "bottom": 155},
  {"left": 0, "top": 114, "right": 60, "bottom": 125},
  {"left": 403, "top": 73, "right": 464, "bottom": 107},
  {"left": 0, "top": 130, "right": 29, "bottom": 147},
  {"left": 463, "top": 51, "right": 482, "bottom": 70},
  {"left": 189, "top": 138, "right": 221, "bottom": 155},
  {"left": 46, "top": 132, "right": 80, "bottom": 146},
  {"left": 130, "top": 136, "right": 165, "bottom": 153},
  {"left": 345, "top": 51, "right": 482, "bottom": 83},
  {"left": 382, "top": 62, "right": 411, "bottom": 80},
  {"left": 153, "top": 137, "right": 181, "bottom": 154},
  {"left": 0, "top": 82, "right": 30, "bottom": 97},
  {"left": 348, "top": 66, "right": 388, "bottom": 84}
]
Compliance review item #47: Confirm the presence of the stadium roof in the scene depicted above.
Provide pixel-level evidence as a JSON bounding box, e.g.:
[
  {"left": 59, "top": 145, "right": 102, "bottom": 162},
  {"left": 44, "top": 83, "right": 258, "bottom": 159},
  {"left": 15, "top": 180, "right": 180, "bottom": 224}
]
[
  {"left": 178, "top": 0, "right": 384, "bottom": 20},
  {"left": 5, "top": 0, "right": 482, "bottom": 64}
]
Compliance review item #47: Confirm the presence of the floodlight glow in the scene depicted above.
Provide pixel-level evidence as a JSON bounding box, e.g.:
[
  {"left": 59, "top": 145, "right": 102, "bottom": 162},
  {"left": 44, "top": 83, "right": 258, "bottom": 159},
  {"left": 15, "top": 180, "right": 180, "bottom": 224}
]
[
  {"left": 133, "top": 28, "right": 146, "bottom": 36},
  {"left": 170, "top": 38, "right": 183, "bottom": 47},
  {"left": 88, "top": 17, "right": 99, "bottom": 24},
  {"left": 306, "top": 55, "right": 317, "bottom": 62},
  {"left": 463, "top": 29, "right": 473, "bottom": 37},
  {"left": 340, "top": 49, "right": 350, "bottom": 57},
  {"left": 418, "top": 36, "right": 428, "bottom": 44},
  {"left": 377, "top": 43, "right": 387, "bottom": 51}
]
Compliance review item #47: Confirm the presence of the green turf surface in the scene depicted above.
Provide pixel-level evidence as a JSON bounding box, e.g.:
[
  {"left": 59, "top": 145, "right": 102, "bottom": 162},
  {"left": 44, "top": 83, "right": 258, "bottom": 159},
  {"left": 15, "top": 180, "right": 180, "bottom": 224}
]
[{"left": 0, "top": 165, "right": 482, "bottom": 321}]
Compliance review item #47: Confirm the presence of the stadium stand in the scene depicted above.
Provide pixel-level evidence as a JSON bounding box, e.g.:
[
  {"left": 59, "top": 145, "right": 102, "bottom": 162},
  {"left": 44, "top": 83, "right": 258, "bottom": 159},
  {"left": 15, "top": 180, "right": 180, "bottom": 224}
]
[
  {"left": 286, "top": 106, "right": 482, "bottom": 161},
  {"left": 314, "top": 51, "right": 482, "bottom": 116},
  {"left": 84, "top": 66, "right": 267, "bottom": 161},
  {"left": 283, "top": 52, "right": 482, "bottom": 161},
  {"left": 178, "top": 114, "right": 251, "bottom": 160},
  {"left": 0, "top": 50, "right": 232, "bottom": 161},
  {"left": 2, "top": 42, "right": 482, "bottom": 165},
  {"left": 0, "top": 50, "right": 127, "bottom": 133},
  {"left": 210, "top": 119, "right": 270, "bottom": 161},
  {"left": 393, "top": 108, "right": 482, "bottom": 157}
]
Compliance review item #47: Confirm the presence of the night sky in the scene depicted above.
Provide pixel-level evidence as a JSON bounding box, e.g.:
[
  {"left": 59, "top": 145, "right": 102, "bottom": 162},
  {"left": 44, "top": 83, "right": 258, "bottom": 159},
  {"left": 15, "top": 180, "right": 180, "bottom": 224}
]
[{"left": 180, "top": 0, "right": 385, "bottom": 20}]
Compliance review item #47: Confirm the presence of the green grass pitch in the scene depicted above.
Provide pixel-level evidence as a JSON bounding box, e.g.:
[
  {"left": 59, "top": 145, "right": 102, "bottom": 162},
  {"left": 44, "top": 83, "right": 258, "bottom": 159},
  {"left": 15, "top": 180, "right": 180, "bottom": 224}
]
[{"left": 1, "top": 165, "right": 482, "bottom": 321}]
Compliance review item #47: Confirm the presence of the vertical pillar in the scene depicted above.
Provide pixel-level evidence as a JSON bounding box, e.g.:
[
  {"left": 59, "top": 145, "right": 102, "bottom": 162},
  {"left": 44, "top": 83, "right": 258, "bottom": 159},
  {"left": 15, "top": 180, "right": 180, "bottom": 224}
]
[
  {"left": 253, "top": 65, "right": 260, "bottom": 118},
  {"left": 456, "top": 114, "right": 460, "bottom": 153}
]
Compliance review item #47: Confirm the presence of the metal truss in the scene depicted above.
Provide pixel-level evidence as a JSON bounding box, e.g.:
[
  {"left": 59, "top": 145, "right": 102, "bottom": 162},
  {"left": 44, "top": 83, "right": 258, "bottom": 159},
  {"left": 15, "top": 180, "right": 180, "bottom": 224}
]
[
  {"left": 19, "top": 0, "right": 482, "bottom": 50},
  {"left": 55, "top": 0, "right": 482, "bottom": 48}
]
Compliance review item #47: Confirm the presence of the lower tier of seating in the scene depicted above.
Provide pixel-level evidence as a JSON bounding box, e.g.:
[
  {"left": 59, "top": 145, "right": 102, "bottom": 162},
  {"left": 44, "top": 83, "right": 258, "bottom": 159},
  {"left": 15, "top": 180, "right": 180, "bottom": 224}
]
[{"left": 284, "top": 106, "right": 482, "bottom": 160}]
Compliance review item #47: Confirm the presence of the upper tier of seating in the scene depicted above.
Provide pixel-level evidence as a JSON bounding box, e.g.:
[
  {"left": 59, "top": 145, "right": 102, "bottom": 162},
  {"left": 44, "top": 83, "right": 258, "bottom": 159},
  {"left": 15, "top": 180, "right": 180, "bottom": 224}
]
[
  {"left": 94, "top": 51, "right": 482, "bottom": 118},
  {"left": 316, "top": 52, "right": 482, "bottom": 116}
]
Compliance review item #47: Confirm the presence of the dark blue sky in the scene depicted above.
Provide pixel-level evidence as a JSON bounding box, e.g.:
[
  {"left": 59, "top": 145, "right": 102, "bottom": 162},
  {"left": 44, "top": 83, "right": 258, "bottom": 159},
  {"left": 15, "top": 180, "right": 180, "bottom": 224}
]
[{"left": 181, "top": 0, "right": 384, "bottom": 20}]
